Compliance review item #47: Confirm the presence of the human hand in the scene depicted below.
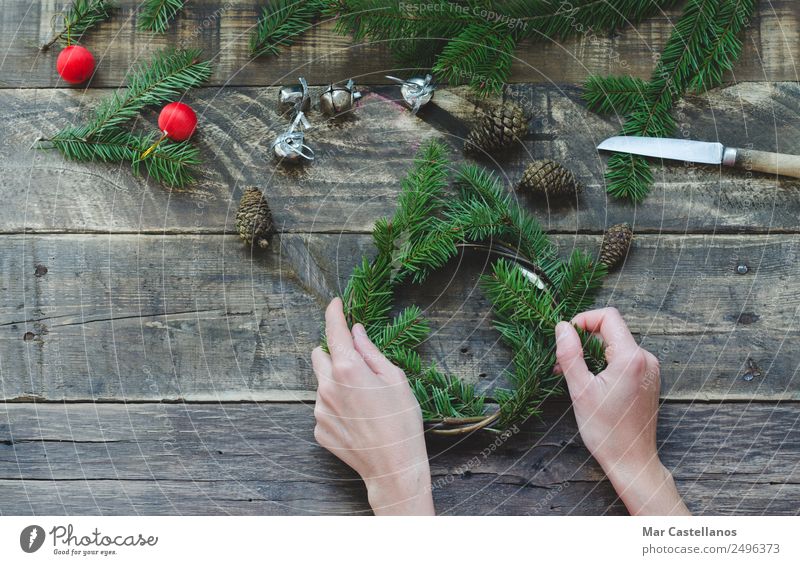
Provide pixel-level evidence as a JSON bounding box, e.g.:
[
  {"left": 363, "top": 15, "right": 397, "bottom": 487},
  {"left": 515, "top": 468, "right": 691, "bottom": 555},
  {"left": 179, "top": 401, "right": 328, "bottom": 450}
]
[
  {"left": 311, "top": 297, "right": 435, "bottom": 515},
  {"left": 554, "top": 308, "right": 690, "bottom": 516}
]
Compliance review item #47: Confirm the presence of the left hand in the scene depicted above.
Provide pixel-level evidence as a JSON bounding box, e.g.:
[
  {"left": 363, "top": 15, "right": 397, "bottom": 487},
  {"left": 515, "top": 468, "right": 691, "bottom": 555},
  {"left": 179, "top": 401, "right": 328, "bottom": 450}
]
[{"left": 311, "top": 297, "right": 435, "bottom": 515}]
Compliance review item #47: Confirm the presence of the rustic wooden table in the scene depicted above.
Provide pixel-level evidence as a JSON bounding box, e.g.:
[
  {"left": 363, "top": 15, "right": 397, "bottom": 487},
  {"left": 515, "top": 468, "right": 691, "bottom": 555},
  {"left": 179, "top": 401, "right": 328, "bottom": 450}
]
[{"left": 1, "top": 1, "right": 799, "bottom": 515}]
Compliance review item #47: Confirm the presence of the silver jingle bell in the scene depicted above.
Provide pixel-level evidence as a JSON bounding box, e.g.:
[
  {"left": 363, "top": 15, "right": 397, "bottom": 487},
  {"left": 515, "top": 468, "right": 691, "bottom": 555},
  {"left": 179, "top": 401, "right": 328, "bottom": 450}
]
[
  {"left": 386, "top": 74, "right": 435, "bottom": 114},
  {"left": 271, "top": 111, "right": 314, "bottom": 162},
  {"left": 319, "top": 78, "right": 362, "bottom": 116},
  {"left": 278, "top": 76, "right": 310, "bottom": 115}
]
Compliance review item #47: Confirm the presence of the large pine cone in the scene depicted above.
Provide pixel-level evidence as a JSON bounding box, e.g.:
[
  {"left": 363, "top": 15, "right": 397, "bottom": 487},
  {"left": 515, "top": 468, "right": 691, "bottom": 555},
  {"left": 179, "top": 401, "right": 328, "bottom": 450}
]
[
  {"left": 517, "top": 159, "right": 582, "bottom": 197},
  {"left": 600, "top": 223, "right": 633, "bottom": 270},
  {"left": 464, "top": 101, "right": 527, "bottom": 155},
  {"left": 236, "top": 187, "right": 274, "bottom": 249}
]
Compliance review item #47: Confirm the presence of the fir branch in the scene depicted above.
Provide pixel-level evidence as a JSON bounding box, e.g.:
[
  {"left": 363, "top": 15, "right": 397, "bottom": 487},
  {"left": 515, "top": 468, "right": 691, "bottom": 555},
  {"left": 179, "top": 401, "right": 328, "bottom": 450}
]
[
  {"left": 688, "top": 0, "right": 756, "bottom": 93},
  {"left": 42, "top": 0, "right": 115, "bottom": 50},
  {"left": 555, "top": 250, "right": 608, "bottom": 319},
  {"left": 605, "top": 152, "right": 653, "bottom": 201},
  {"left": 137, "top": 0, "right": 185, "bottom": 33},
  {"left": 40, "top": 48, "right": 210, "bottom": 187},
  {"left": 83, "top": 48, "right": 211, "bottom": 140},
  {"left": 342, "top": 140, "right": 450, "bottom": 325},
  {"left": 47, "top": 127, "right": 199, "bottom": 187},
  {"left": 454, "top": 164, "right": 555, "bottom": 263},
  {"left": 510, "top": 0, "right": 685, "bottom": 39},
  {"left": 327, "top": 0, "right": 681, "bottom": 96},
  {"left": 481, "top": 258, "right": 557, "bottom": 332},
  {"left": 250, "top": 0, "right": 326, "bottom": 57},
  {"left": 600, "top": 0, "right": 757, "bottom": 202},
  {"left": 582, "top": 75, "right": 649, "bottom": 115},
  {"left": 491, "top": 321, "right": 558, "bottom": 427},
  {"left": 432, "top": 23, "right": 517, "bottom": 96}
]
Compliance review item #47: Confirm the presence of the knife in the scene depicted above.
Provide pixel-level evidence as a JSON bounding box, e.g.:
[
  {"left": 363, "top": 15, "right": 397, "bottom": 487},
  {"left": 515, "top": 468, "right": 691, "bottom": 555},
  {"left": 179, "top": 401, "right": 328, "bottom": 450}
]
[{"left": 597, "top": 136, "right": 800, "bottom": 179}]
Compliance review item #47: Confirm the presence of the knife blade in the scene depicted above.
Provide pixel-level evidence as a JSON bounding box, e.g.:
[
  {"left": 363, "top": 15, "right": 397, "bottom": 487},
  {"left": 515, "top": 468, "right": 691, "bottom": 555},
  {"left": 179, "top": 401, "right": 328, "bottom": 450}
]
[{"left": 597, "top": 135, "right": 800, "bottom": 179}]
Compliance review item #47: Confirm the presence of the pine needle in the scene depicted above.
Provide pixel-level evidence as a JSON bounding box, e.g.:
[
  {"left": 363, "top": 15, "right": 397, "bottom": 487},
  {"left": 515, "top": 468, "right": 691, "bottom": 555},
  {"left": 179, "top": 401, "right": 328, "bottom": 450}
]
[
  {"left": 138, "top": 0, "right": 185, "bottom": 33},
  {"left": 48, "top": 127, "right": 200, "bottom": 187},
  {"left": 250, "top": 0, "right": 326, "bottom": 57},
  {"left": 582, "top": 75, "right": 649, "bottom": 116},
  {"left": 42, "top": 0, "right": 115, "bottom": 50}
]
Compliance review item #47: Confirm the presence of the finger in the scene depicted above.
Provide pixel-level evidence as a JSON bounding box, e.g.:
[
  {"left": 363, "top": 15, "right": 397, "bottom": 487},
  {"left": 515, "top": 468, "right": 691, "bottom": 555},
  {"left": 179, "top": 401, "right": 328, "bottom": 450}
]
[
  {"left": 351, "top": 323, "right": 402, "bottom": 378},
  {"left": 641, "top": 351, "right": 661, "bottom": 393},
  {"left": 571, "top": 307, "right": 638, "bottom": 361},
  {"left": 311, "top": 346, "right": 333, "bottom": 384},
  {"left": 555, "top": 321, "right": 593, "bottom": 393},
  {"left": 325, "top": 297, "right": 359, "bottom": 365}
]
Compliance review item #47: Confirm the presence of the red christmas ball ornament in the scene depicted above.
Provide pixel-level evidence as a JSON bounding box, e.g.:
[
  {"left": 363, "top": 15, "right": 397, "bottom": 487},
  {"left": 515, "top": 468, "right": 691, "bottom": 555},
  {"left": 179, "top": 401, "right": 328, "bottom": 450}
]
[
  {"left": 158, "top": 102, "right": 198, "bottom": 142},
  {"left": 141, "top": 102, "right": 198, "bottom": 160},
  {"left": 56, "top": 45, "right": 95, "bottom": 84}
]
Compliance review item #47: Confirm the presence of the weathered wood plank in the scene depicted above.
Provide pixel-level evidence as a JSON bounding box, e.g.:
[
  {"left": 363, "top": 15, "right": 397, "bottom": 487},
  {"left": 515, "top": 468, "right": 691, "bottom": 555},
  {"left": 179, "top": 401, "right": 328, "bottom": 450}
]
[
  {"left": 1, "top": 1, "right": 796, "bottom": 88},
  {"left": 2, "top": 83, "right": 800, "bottom": 234},
  {"left": 0, "top": 402, "right": 797, "bottom": 515},
  {"left": 1, "top": 233, "right": 798, "bottom": 401}
]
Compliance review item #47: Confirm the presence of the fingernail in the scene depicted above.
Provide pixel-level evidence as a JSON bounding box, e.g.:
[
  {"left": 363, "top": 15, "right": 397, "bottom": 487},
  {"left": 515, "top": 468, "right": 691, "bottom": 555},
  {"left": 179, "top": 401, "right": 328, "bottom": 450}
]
[
  {"left": 555, "top": 322, "right": 568, "bottom": 341},
  {"left": 352, "top": 323, "right": 366, "bottom": 337}
]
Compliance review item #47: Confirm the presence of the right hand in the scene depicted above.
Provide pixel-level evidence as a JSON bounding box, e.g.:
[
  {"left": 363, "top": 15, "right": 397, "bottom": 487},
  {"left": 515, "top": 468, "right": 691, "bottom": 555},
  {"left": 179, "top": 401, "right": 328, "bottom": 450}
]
[{"left": 554, "top": 307, "right": 690, "bottom": 515}]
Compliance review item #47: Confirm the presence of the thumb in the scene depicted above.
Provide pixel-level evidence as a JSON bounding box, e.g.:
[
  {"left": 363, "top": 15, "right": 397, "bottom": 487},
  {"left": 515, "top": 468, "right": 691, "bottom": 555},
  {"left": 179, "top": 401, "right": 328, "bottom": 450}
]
[{"left": 555, "top": 322, "right": 594, "bottom": 393}]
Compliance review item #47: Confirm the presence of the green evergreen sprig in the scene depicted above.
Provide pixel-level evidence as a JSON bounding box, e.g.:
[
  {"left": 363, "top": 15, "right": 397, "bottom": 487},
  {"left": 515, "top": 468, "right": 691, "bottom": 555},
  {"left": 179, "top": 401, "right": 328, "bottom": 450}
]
[
  {"left": 138, "top": 0, "right": 185, "bottom": 33},
  {"left": 325, "top": 0, "right": 682, "bottom": 96},
  {"left": 84, "top": 48, "right": 212, "bottom": 140},
  {"left": 47, "top": 127, "right": 200, "bottom": 187},
  {"left": 40, "top": 48, "right": 212, "bottom": 187},
  {"left": 582, "top": 75, "right": 649, "bottom": 116},
  {"left": 586, "top": 0, "right": 757, "bottom": 202},
  {"left": 250, "top": 0, "right": 327, "bottom": 57},
  {"left": 42, "top": 0, "right": 115, "bottom": 50},
  {"left": 335, "top": 140, "right": 608, "bottom": 434}
]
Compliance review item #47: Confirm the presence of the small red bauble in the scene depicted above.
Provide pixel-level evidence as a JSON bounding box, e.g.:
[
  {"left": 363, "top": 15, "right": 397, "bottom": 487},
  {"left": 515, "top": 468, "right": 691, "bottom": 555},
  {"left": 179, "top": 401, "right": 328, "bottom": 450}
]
[
  {"left": 56, "top": 45, "right": 95, "bottom": 84},
  {"left": 158, "top": 102, "right": 198, "bottom": 141}
]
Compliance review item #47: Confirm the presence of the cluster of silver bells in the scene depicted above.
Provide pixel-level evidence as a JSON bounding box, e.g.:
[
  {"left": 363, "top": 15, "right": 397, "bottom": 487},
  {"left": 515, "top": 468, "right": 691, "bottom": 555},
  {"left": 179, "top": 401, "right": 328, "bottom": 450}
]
[{"left": 272, "top": 75, "right": 436, "bottom": 163}]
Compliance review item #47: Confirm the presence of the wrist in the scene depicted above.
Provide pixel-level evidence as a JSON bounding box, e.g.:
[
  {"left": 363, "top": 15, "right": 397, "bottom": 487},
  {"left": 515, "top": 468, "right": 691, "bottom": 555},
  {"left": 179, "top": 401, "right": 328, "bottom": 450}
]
[
  {"left": 603, "top": 455, "right": 690, "bottom": 516},
  {"left": 365, "top": 464, "right": 434, "bottom": 516}
]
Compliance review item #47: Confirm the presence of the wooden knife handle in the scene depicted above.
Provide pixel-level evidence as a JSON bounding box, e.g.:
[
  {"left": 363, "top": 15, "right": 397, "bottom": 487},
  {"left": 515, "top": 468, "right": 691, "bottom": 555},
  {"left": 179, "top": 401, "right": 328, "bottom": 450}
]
[{"left": 729, "top": 148, "right": 800, "bottom": 179}]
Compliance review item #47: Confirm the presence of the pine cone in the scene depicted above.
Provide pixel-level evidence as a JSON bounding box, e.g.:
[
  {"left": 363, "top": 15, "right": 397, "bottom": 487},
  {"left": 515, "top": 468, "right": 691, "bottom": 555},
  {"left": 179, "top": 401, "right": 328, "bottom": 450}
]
[
  {"left": 236, "top": 187, "right": 274, "bottom": 249},
  {"left": 517, "top": 159, "right": 582, "bottom": 197},
  {"left": 464, "top": 101, "right": 527, "bottom": 155},
  {"left": 600, "top": 223, "right": 633, "bottom": 270}
]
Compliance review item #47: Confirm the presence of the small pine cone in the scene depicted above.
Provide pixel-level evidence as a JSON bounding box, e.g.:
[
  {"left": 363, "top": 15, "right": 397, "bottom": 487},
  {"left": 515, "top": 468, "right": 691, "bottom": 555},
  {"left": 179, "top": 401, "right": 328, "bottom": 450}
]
[
  {"left": 517, "top": 159, "right": 582, "bottom": 197},
  {"left": 600, "top": 223, "right": 633, "bottom": 269},
  {"left": 464, "top": 101, "right": 528, "bottom": 155},
  {"left": 236, "top": 187, "right": 274, "bottom": 249}
]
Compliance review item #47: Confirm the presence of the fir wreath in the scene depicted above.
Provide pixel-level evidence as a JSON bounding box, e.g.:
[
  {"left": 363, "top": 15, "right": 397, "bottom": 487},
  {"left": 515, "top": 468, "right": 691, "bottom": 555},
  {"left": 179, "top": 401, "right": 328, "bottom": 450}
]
[{"left": 330, "top": 140, "right": 608, "bottom": 435}]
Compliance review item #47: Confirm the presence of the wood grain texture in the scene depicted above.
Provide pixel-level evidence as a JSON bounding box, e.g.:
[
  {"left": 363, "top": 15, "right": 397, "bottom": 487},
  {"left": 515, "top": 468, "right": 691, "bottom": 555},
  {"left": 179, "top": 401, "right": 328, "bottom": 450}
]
[
  {"left": 2, "top": 82, "right": 800, "bottom": 234},
  {"left": 1, "top": 1, "right": 796, "bottom": 89},
  {"left": 1, "top": 402, "right": 797, "bottom": 515},
  {"left": 733, "top": 149, "right": 800, "bottom": 179},
  {"left": 1, "top": 233, "right": 798, "bottom": 402}
]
